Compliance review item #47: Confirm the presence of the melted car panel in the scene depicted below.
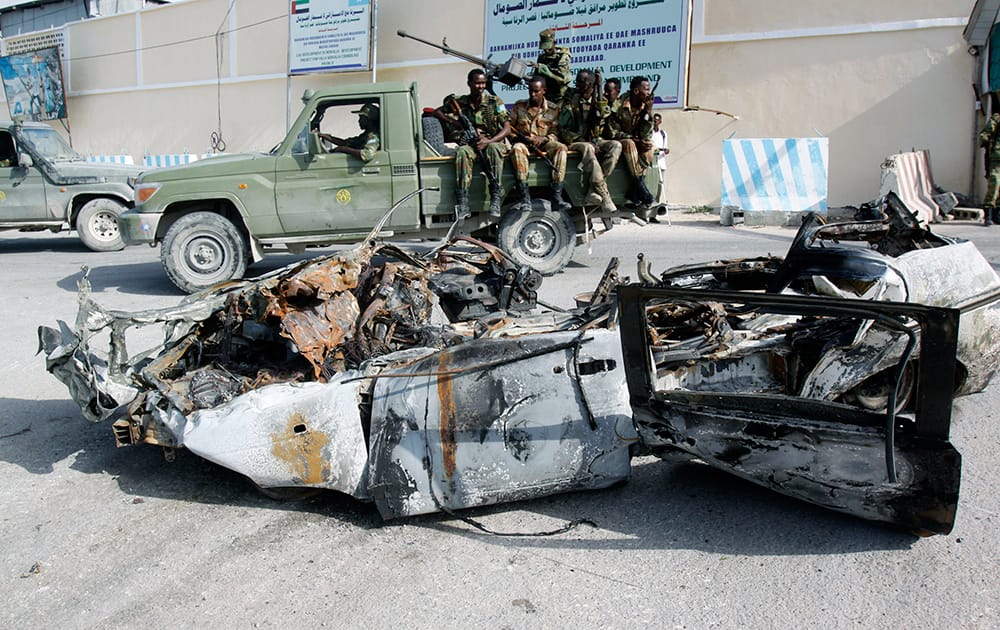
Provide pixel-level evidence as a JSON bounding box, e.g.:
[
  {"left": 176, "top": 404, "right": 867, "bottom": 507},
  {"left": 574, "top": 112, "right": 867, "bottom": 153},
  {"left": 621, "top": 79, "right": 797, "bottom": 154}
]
[{"left": 39, "top": 194, "right": 1000, "bottom": 535}]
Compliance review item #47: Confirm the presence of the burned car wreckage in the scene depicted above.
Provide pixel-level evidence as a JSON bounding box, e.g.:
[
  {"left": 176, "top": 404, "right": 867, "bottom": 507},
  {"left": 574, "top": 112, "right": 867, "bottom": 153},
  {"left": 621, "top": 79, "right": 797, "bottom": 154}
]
[{"left": 40, "top": 194, "right": 1000, "bottom": 535}]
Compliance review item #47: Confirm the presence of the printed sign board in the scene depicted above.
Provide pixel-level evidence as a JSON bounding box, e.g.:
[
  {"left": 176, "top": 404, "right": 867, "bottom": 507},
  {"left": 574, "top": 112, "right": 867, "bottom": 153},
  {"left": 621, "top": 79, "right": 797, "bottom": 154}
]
[
  {"left": 0, "top": 47, "right": 66, "bottom": 121},
  {"left": 484, "top": 0, "right": 690, "bottom": 106},
  {"left": 289, "top": 0, "right": 374, "bottom": 75}
]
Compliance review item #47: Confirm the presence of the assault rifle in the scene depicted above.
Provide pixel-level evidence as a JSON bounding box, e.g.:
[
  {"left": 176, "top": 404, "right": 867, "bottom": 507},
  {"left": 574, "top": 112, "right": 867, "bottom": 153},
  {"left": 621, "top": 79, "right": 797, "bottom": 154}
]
[
  {"left": 510, "top": 127, "right": 555, "bottom": 170},
  {"left": 397, "top": 30, "right": 528, "bottom": 94},
  {"left": 443, "top": 95, "right": 500, "bottom": 191}
]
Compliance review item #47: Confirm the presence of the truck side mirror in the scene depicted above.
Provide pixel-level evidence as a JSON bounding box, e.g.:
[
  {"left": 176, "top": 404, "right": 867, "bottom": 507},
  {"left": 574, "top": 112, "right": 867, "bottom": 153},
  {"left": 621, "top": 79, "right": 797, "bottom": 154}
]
[{"left": 18, "top": 152, "right": 32, "bottom": 167}]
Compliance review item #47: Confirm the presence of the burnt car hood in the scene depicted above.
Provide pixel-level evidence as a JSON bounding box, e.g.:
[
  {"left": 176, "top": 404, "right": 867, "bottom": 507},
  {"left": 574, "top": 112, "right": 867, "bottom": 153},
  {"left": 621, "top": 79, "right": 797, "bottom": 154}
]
[{"left": 38, "top": 194, "right": 1000, "bottom": 535}]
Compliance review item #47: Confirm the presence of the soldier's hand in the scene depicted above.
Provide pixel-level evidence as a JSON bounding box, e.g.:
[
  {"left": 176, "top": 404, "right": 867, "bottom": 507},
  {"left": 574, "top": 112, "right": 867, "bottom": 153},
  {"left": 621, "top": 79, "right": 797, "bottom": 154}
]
[{"left": 638, "top": 139, "right": 653, "bottom": 153}]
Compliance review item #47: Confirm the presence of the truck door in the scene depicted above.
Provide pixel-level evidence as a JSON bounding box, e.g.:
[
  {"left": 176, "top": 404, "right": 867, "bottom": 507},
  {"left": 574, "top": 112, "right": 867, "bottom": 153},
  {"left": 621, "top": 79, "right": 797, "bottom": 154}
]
[
  {"left": 0, "top": 130, "right": 47, "bottom": 222},
  {"left": 274, "top": 98, "right": 394, "bottom": 236}
]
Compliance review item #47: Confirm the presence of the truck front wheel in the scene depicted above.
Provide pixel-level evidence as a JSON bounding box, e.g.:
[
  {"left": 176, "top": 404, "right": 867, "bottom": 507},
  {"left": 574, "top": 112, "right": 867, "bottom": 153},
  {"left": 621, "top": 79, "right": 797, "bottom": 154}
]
[
  {"left": 77, "top": 198, "right": 126, "bottom": 252},
  {"left": 160, "top": 212, "right": 248, "bottom": 293},
  {"left": 496, "top": 203, "right": 575, "bottom": 275}
]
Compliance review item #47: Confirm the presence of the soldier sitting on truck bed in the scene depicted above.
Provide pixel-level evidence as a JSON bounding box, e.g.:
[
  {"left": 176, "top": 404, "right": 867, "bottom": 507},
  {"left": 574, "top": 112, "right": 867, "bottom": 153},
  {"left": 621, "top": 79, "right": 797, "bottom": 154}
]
[
  {"left": 607, "top": 76, "right": 656, "bottom": 208},
  {"left": 509, "top": 76, "right": 570, "bottom": 213},
  {"left": 559, "top": 69, "right": 620, "bottom": 213},
  {"left": 432, "top": 69, "right": 511, "bottom": 219},
  {"left": 315, "top": 102, "right": 381, "bottom": 161}
]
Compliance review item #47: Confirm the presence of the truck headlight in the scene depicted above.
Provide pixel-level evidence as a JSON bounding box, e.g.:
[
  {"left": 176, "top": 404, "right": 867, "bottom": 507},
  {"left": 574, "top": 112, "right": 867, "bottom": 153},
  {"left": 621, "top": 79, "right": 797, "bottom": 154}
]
[{"left": 135, "top": 182, "right": 161, "bottom": 204}]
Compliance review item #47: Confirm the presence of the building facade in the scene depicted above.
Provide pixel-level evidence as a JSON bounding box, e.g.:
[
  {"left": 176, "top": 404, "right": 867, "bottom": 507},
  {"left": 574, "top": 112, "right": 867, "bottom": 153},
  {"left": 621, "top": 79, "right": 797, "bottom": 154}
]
[{"left": 0, "top": 0, "right": 979, "bottom": 207}]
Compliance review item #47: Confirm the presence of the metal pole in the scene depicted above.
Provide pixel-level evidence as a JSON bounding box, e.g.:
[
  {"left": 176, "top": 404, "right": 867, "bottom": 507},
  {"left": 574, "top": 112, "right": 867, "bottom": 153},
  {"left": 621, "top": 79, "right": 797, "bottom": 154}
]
[
  {"left": 371, "top": 0, "right": 378, "bottom": 83},
  {"left": 285, "top": 6, "right": 292, "bottom": 132}
]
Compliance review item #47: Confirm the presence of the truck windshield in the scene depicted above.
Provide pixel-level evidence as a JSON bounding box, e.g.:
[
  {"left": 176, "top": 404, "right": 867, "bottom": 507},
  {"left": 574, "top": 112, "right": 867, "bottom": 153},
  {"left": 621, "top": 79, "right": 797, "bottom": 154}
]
[{"left": 20, "top": 127, "right": 83, "bottom": 162}]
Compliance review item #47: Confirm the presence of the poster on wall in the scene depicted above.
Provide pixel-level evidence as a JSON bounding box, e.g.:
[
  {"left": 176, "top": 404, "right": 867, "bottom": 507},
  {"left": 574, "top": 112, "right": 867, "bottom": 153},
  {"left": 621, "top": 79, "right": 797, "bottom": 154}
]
[
  {"left": 289, "top": 0, "right": 374, "bottom": 75},
  {"left": 484, "top": 0, "right": 690, "bottom": 106},
  {"left": 0, "top": 47, "right": 66, "bottom": 121}
]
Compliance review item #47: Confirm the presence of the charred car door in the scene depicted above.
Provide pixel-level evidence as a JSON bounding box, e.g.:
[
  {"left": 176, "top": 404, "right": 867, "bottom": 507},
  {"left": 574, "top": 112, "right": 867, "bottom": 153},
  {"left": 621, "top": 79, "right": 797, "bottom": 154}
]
[{"left": 616, "top": 285, "right": 996, "bottom": 535}]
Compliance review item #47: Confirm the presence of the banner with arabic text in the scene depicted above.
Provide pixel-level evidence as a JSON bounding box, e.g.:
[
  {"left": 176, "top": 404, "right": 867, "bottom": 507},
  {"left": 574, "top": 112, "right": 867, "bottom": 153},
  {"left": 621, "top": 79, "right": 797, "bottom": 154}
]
[
  {"left": 289, "top": 0, "right": 373, "bottom": 75},
  {"left": 485, "top": 0, "right": 690, "bottom": 106}
]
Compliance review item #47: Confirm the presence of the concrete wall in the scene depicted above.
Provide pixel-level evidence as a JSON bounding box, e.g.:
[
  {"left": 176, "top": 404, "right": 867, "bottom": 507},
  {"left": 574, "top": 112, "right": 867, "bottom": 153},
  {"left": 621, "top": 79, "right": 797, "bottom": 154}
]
[{"left": 0, "top": 0, "right": 979, "bottom": 207}]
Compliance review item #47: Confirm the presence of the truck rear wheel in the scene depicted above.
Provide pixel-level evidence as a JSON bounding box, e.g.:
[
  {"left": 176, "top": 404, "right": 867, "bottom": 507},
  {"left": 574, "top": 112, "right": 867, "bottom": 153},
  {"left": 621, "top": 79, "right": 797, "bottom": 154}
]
[
  {"left": 160, "top": 212, "right": 247, "bottom": 293},
  {"left": 77, "top": 198, "right": 126, "bottom": 252},
  {"left": 496, "top": 203, "right": 575, "bottom": 275}
]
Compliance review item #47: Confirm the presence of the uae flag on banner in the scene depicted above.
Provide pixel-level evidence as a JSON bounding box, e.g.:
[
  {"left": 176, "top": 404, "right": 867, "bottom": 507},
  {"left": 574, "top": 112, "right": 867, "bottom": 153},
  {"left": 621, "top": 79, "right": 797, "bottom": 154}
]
[{"left": 292, "top": 0, "right": 309, "bottom": 14}]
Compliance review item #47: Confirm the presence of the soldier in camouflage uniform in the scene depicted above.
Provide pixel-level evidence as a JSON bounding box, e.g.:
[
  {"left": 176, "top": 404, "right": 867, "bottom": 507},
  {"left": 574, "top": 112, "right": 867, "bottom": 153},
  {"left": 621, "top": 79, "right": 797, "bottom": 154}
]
[
  {"left": 316, "top": 103, "right": 380, "bottom": 161},
  {"left": 607, "top": 75, "right": 655, "bottom": 207},
  {"left": 530, "top": 29, "right": 572, "bottom": 104},
  {"left": 433, "top": 69, "right": 511, "bottom": 219},
  {"left": 559, "top": 69, "right": 621, "bottom": 212},
  {"left": 509, "top": 76, "right": 570, "bottom": 213},
  {"left": 978, "top": 111, "right": 1000, "bottom": 226},
  {"left": 603, "top": 78, "right": 622, "bottom": 121}
]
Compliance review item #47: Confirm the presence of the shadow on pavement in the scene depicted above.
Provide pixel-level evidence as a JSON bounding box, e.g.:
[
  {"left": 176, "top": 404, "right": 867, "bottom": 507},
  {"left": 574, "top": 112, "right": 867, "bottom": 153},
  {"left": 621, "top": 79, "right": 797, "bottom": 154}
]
[
  {"left": 56, "top": 260, "right": 181, "bottom": 296},
  {"left": 422, "top": 454, "right": 919, "bottom": 556},
  {"left": 0, "top": 234, "right": 91, "bottom": 254},
  {"left": 0, "top": 397, "right": 918, "bottom": 554},
  {"left": 0, "top": 397, "right": 381, "bottom": 529}
]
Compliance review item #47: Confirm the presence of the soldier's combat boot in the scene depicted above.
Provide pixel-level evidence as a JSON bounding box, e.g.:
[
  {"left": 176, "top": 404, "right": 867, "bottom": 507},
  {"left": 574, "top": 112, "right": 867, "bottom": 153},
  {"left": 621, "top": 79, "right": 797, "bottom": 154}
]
[
  {"left": 489, "top": 184, "right": 504, "bottom": 220},
  {"left": 583, "top": 188, "right": 603, "bottom": 206},
  {"left": 993, "top": 207, "right": 1000, "bottom": 224},
  {"left": 455, "top": 189, "right": 470, "bottom": 220},
  {"left": 550, "top": 181, "right": 572, "bottom": 212},
  {"left": 514, "top": 182, "right": 532, "bottom": 212},
  {"left": 985, "top": 206, "right": 994, "bottom": 227},
  {"left": 594, "top": 180, "right": 618, "bottom": 213}
]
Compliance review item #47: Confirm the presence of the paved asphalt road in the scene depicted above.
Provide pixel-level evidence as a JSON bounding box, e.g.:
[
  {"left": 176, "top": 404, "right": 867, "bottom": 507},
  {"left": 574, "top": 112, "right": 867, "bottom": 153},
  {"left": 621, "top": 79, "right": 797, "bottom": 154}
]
[{"left": 1, "top": 212, "right": 998, "bottom": 628}]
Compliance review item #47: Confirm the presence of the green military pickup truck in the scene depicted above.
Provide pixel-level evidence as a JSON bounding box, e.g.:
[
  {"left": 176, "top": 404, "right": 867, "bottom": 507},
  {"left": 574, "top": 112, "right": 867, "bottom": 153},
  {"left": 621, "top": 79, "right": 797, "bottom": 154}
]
[
  {"left": 119, "top": 82, "right": 657, "bottom": 293},
  {"left": 0, "top": 120, "right": 140, "bottom": 251}
]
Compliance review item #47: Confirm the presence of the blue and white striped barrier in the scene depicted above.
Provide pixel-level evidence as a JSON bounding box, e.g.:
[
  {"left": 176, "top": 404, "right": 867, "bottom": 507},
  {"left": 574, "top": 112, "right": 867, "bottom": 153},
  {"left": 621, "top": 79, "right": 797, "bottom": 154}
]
[
  {"left": 722, "top": 138, "right": 829, "bottom": 214},
  {"left": 142, "top": 154, "right": 200, "bottom": 168},
  {"left": 86, "top": 154, "right": 134, "bottom": 165}
]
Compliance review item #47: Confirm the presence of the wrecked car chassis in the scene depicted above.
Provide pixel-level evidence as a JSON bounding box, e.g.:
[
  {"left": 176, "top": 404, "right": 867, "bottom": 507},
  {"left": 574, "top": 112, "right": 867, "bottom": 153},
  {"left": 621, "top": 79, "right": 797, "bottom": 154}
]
[
  {"left": 619, "top": 285, "right": 1000, "bottom": 535},
  {"left": 37, "top": 204, "right": 1000, "bottom": 536}
]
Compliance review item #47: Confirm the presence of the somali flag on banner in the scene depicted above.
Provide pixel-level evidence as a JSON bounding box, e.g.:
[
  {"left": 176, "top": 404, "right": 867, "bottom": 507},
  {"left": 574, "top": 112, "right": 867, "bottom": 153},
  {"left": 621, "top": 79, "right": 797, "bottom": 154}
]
[{"left": 292, "top": 0, "right": 309, "bottom": 14}]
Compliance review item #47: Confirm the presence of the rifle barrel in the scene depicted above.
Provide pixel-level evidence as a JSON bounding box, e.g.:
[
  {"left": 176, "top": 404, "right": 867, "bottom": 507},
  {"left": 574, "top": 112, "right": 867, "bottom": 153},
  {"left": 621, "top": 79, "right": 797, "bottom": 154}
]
[{"left": 397, "top": 30, "right": 490, "bottom": 68}]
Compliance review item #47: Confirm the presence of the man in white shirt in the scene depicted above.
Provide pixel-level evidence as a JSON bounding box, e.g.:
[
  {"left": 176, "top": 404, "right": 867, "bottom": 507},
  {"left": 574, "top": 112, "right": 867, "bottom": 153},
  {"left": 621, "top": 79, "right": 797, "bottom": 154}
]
[{"left": 651, "top": 113, "right": 669, "bottom": 207}]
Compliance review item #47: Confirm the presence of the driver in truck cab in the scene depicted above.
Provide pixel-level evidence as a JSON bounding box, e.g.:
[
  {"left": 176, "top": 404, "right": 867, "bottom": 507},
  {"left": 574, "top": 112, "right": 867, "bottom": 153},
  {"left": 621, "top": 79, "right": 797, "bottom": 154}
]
[{"left": 314, "top": 102, "right": 381, "bottom": 161}]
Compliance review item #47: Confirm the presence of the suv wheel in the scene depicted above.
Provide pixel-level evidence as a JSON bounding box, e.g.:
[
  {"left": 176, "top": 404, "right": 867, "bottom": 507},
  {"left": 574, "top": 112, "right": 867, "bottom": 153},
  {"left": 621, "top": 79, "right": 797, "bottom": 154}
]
[
  {"left": 77, "top": 198, "right": 126, "bottom": 252},
  {"left": 160, "top": 212, "right": 248, "bottom": 293},
  {"left": 496, "top": 201, "right": 575, "bottom": 275}
]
